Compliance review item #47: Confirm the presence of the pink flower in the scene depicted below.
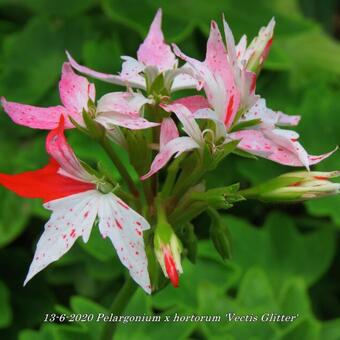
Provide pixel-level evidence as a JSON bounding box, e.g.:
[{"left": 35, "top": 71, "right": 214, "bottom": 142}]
[
  {"left": 66, "top": 9, "right": 199, "bottom": 93},
  {"left": 1, "top": 63, "right": 159, "bottom": 138},
  {"left": 141, "top": 103, "right": 205, "bottom": 179},
  {"left": 0, "top": 117, "right": 151, "bottom": 293},
  {"left": 170, "top": 19, "right": 336, "bottom": 169},
  {"left": 1, "top": 63, "right": 95, "bottom": 130}
]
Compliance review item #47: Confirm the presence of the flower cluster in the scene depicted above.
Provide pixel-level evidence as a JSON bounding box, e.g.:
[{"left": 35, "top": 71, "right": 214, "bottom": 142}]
[{"left": 0, "top": 9, "right": 338, "bottom": 293}]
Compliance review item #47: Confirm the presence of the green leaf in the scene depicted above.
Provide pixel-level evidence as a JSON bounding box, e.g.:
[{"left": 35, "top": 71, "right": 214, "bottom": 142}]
[
  {"left": 25, "top": 0, "right": 95, "bottom": 17},
  {"left": 215, "top": 212, "right": 336, "bottom": 290},
  {"left": 70, "top": 296, "right": 106, "bottom": 337},
  {"left": 230, "top": 118, "right": 262, "bottom": 132},
  {"left": 279, "top": 279, "right": 312, "bottom": 316},
  {"left": 0, "top": 190, "right": 31, "bottom": 247},
  {"left": 0, "top": 280, "right": 12, "bottom": 329},
  {"left": 102, "top": 0, "right": 194, "bottom": 42},
  {"left": 320, "top": 319, "right": 340, "bottom": 340}
]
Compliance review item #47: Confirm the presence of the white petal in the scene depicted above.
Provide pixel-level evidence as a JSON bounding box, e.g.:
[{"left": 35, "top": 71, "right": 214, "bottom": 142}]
[
  {"left": 97, "top": 193, "right": 151, "bottom": 294},
  {"left": 97, "top": 92, "right": 151, "bottom": 115},
  {"left": 24, "top": 190, "right": 100, "bottom": 285},
  {"left": 162, "top": 103, "right": 204, "bottom": 145}
]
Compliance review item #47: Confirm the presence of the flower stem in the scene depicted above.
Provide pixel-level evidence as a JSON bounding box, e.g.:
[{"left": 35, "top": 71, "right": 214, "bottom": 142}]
[
  {"left": 161, "top": 156, "right": 182, "bottom": 198},
  {"left": 99, "top": 136, "right": 140, "bottom": 198},
  {"left": 100, "top": 277, "right": 137, "bottom": 340}
]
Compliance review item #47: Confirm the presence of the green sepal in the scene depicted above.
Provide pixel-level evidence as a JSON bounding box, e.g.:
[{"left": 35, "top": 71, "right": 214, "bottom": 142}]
[
  {"left": 82, "top": 109, "right": 105, "bottom": 140},
  {"left": 232, "top": 148, "right": 258, "bottom": 159},
  {"left": 68, "top": 115, "right": 91, "bottom": 137},
  {"left": 229, "top": 118, "right": 262, "bottom": 132},
  {"left": 80, "top": 161, "right": 100, "bottom": 178},
  {"left": 149, "top": 73, "right": 171, "bottom": 98},
  {"left": 126, "top": 130, "right": 153, "bottom": 175},
  {"left": 212, "top": 140, "right": 240, "bottom": 167},
  {"left": 189, "top": 183, "right": 245, "bottom": 210},
  {"left": 97, "top": 161, "right": 116, "bottom": 185},
  {"left": 87, "top": 98, "right": 96, "bottom": 117}
]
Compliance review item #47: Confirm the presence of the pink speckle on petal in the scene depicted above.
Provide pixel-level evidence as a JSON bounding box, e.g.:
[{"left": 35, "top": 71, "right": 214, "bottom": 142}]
[
  {"left": 115, "top": 219, "right": 123, "bottom": 229},
  {"left": 117, "top": 200, "right": 130, "bottom": 210}
]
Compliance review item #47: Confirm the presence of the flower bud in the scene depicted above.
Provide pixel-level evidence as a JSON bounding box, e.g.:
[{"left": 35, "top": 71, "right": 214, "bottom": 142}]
[
  {"left": 208, "top": 209, "right": 232, "bottom": 260},
  {"left": 245, "top": 18, "right": 275, "bottom": 75},
  {"left": 154, "top": 210, "right": 183, "bottom": 287},
  {"left": 179, "top": 223, "right": 198, "bottom": 264},
  {"left": 241, "top": 171, "right": 340, "bottom": 202}
]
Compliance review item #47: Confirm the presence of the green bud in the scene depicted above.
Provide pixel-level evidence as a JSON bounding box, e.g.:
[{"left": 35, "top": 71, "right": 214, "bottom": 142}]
[
  {"left": 240, "top": 171, "right": 340, "bottom": 202},
  {"left": 154, "top": 200, "right": 183, "bottom": 287},
  {"left": 246, "top": 18, "right": 275, "bottom": 75},
  {"left": 208, "top": 209, "right": 232, "bottom": 260},
  {"left": 179, "top": 223, "right": 198, "bottom": 264}
]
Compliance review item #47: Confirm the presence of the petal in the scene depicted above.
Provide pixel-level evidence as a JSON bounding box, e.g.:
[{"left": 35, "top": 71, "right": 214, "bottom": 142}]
[
  {"left": 24, "top": 190, "right": 99, "bottom": 285},
  {"left": 141, "top": 136, "right": 200, "bottom": 180},
  {"left": 265, "top": 128, "right": 309, "bottom": 169},
  {"left": 277, "top": 111, "right": 301, "bottom": 126},
  {"left": 236, "top": 35, "right": 247, "bottom": 60},
  {"left": 205, "top": 21, "right": 240, "bottom": 126},
  {"left": 96, "top": 112, "right": 159, "bottom": 130},
  {"left": 97, "top": 92, "right": 151, "bottom": 115},
  {"left": 242, "top": 98, "right": 277, "bottom": 125},
  {"left": 243, "top": 98, "right": 301, "bottom": 128},
  {"left": 243, "top": 18, "right": 275, "bottom": 71},
  {"left": 66, "top": 51, "right": 146, "bottom": 90},
  {"left": 46, "top": 116, "right": 94, "bottom": 182},
  {"left": 172, "top": 95, "right": 210, "bottom": 114},
  {"left": 230, "top": 129, "right": 336, "bottom": 168},
  {"left": 59, "top": 63, "right": 95, "bottom": 114},
  {"left": 161, "top": 103, "right": 203, "bottom": 144},
  {"left": 173, "top": 46, "right": 225, "bottom": 118},
  {"left": 1, "top": 97, "right": 73, "bottom": 130},
  {"left": 170, "top": 63, "right": 201, "bottom": 92},
  {"left": 308, "top": 148, "right": 338, "bottom": 165},
  {"left": 119, "top": 56, "right": 146, "bottom": 85},
  {"left": 171, "top": 73, "right": 200, "bottom": 92},
  {"left": 164, "top": 248, "right": 179, "bottom": 288},
  {"left": 0, "top": 159, "right": 95, "bottom": 203},
  {"left": 137, "top": 9, "right": 176, "bottom": 71},
  {"left": 222, "top": 16, "right": 237, "bottom": 66},
  {"left": 173, "top": 31, "right": 240, "bottom": 128},
  {"left": 160, "top": 117, "right": 179, "bottom": 150},
  {"left": 223, "top": 16, "right": 258, "bottom": 110},
  {"left": 97, "top": 193, "right": 151, "bottom": 293}
]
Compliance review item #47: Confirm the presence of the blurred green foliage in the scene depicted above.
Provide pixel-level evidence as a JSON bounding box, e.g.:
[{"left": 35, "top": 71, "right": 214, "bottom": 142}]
[{"left": 0, "top": 0, "right": 339, "bottom": 339}]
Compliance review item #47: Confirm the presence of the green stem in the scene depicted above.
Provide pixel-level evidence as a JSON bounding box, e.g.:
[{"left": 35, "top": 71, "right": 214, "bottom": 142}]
[
  {"left": 99, "top": 136, "right": 140, "bottom": 198},
  {"left": 100, "top": 277, "right": 137, "bottom": 340},
  {"left": 161, "top": 156, "right": 181, "bottom": 198},
  {"left": 170, "top": 201, "right": 208, "bottom": 226}
]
